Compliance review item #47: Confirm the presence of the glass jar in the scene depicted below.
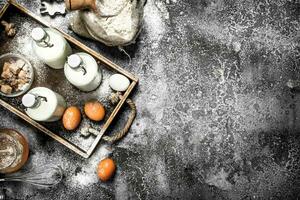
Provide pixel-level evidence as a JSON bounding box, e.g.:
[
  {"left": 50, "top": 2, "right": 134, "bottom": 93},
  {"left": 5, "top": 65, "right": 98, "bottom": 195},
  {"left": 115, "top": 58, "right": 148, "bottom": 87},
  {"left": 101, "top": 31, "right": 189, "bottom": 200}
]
[{"left": 0, "top": 129, "right": 29, "bottom": 174}]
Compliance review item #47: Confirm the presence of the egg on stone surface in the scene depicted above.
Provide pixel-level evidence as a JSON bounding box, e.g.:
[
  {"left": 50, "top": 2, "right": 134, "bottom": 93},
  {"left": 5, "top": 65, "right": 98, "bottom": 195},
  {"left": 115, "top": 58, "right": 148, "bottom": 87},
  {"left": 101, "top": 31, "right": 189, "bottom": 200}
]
[
  {"left": 97, "top": 158, "right": 116, "bottom": 182},
  {"left": 62, "top": 106, "right": 81, "bottom": 131},
  {"left": 84, "top": 100, "right": 105, "bottom": 121},
  {"left": 109, "top": 74, "right": 130, "bottom": 92}
]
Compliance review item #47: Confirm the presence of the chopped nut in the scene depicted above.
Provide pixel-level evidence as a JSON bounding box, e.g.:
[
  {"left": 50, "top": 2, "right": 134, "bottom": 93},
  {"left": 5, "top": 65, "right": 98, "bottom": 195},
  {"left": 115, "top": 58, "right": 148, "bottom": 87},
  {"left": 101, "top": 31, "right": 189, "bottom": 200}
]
[
  {"left": 10, "top": 79, "right": 18, "bottom": 87},
  {"left": 9, "top": 62, "right": 21, "bottom": 75},
  {"left": 17, "top": 79, "right": 28, "bottom": 85},
  {"left": 22, "top": 64, "right": 29, "bottom": 71},
  {"left": 18, "top": 70, "right": 27, "bottom": 79},
  {"left": 16, "top": 59, "right": 25, "bottom": 69},
  {"left": 1, "top": 85, "right": 12, "bottom": 94},
  {"left": 17, "top": 83, "right": 28, "bottom": 91},
  {"left": 1, "top": 69, "right": 13, "bottom": 79},
  {"left": 16, "top": 84, "right": 23, "bottom": 91},
  {"left": 3, "top": 62, "right": 10, "bottom": 72},
  {"left": 1, "top": 20, "right": 16, "bottom": 37}
]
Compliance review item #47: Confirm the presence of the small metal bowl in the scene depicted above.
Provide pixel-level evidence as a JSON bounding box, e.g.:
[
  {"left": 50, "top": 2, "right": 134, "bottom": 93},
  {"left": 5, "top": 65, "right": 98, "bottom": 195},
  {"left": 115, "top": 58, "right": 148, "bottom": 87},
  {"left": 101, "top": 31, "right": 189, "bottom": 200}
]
[{"left": 0, "top": 53, "right": 34, "bottom": 97}]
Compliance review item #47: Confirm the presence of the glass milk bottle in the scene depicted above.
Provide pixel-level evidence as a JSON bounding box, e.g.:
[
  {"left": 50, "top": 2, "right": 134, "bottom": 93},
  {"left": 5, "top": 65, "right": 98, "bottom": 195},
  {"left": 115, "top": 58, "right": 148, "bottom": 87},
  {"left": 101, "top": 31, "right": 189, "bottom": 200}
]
[
  {"left": 22, "top": 87, "right": 66, "bottom": 122},
  {"left": 31, "top": 27, "right": 72, "bottom": 69},
  {"left": 64, "top": 53, "right": 102, "bottom": 92}
]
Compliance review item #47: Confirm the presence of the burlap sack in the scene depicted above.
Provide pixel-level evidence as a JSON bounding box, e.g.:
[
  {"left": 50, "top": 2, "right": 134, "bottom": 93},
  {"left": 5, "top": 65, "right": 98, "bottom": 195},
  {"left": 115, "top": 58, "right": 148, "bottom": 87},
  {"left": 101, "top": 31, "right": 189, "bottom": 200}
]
[{"left": 69, "top": 0, "right": 146, "bottom": 47}]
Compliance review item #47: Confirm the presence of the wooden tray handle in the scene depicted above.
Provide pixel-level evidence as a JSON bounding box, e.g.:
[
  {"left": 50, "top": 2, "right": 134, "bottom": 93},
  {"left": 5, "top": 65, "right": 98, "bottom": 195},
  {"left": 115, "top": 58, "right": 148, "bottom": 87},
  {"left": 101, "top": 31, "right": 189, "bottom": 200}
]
[
  {"left": 87, "top": 92, "right": 136, "bottom": 143},
  {"left": 103, "top": 92, "right": 136, "bottom": 143}
]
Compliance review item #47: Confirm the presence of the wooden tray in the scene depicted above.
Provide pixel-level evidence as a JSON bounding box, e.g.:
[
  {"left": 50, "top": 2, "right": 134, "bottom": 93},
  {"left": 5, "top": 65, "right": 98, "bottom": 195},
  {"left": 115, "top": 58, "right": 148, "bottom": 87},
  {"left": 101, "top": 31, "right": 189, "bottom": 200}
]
[{"left": 0, "top": 0, "right": 138, "bottom": 158}]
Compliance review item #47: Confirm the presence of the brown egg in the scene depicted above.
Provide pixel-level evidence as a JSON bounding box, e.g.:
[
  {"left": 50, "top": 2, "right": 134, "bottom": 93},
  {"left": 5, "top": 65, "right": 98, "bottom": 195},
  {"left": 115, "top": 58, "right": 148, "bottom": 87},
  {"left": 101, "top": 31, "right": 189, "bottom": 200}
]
[
  {"left": 97, "top": 158, "right": 116, "bottom": 182},
  {"left": 62, "top": 106, "right": 81, "bottom": 130},
  {"left": 84, "top": 100, "right": 105, "bottom": 121}
]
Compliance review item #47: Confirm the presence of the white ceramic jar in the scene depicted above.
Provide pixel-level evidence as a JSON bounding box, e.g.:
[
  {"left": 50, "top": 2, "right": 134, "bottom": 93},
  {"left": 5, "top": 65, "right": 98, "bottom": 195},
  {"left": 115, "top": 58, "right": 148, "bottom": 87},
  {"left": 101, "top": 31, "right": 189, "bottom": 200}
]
[
  {"left": 22, "top": 87, "right": 66, "bottom": 122},
  {"left": 31, "top": 27, "right": 72, "bottom": 69},
  {"left": 64, "top": 52, "right": 102, "bottom": 92}
]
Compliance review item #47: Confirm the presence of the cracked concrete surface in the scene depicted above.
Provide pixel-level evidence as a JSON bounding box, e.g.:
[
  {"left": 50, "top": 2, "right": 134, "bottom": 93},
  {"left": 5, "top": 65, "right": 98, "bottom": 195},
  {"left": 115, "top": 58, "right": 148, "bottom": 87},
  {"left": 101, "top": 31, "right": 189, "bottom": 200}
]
[{"left": 1, "top": 0, "right": 300, "bottom": 199}]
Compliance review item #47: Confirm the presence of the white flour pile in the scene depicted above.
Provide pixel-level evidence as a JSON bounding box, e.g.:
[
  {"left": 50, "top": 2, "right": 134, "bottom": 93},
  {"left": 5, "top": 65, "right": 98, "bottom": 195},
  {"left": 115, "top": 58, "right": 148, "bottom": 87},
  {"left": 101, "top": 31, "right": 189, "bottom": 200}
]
[
  {"left": 143, "top": 0, "right": 168, "bottom": 48},
  {"left": 70, "top": 0, "right": 145, "bottom": 46}
]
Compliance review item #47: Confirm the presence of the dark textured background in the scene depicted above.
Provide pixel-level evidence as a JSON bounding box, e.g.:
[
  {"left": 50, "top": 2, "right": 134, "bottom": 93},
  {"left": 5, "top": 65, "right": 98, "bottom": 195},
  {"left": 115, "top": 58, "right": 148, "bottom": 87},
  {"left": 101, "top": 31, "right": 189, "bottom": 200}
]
[{"left": 1, "top": 0, "right": 300, "bottom": 199}]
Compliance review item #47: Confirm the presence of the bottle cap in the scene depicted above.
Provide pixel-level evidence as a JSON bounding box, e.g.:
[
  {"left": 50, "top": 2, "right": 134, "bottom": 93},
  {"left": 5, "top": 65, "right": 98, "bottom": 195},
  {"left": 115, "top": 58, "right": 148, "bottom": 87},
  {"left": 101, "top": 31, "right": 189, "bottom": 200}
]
[
  {"left": 22, "top": 93, "right": 37, "bottom": 108},
  {"left": 31, "top": 27, "right": 46, "bottom": 42},
  {"left": 67, "top": 54, "right": 82, "bottom": 69}
]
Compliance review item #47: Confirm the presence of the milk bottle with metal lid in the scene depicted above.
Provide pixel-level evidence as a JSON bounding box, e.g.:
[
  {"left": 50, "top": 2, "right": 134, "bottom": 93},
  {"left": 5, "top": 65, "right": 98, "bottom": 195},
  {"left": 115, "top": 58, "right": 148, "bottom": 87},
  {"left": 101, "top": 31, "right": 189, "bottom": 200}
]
[
  {"left": 22, "top": 87, "right": 66, "bottom": 122},
  {"left": 64, "top": 52, "right": 102, "bottom": 92},
  {"left": 31, "top": 27, "right": 72, "bottom": 69}
]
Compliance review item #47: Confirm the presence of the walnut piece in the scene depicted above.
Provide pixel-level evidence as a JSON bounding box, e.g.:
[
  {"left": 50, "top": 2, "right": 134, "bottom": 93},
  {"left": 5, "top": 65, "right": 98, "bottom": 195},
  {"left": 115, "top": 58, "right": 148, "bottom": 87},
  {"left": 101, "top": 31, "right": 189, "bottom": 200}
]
[
  {"left": 3, "top": 62, "right": 10, "bottom": 72},
  {"left": 17, "top": 79, "right": 28, "bottom": 85},
  {"left": 1, "top": 85, "right": 12, "bottom": 94},
  {"left": 1, "top": 69, "right": 13, "bottom": 79},
  {"left": 9, "top": 62, "right": 21, "bottom": 75},
  {"left": 1, "top": 20, "right": 16, "bottom": 37},
  {"left": 16, "top": 59, "right": 25, "bottom": 69},
  {"left": 18, "top": 70, "right": 27, "bottom": 79}
]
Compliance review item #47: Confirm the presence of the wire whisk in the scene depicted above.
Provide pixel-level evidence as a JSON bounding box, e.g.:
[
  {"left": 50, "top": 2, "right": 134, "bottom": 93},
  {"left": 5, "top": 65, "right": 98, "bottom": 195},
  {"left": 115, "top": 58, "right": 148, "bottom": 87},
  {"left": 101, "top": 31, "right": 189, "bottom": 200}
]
[
  {"left": 0, "top": 165, "right": 63, "bottom": 188},
  {"left": 0, "top": 189, "right": 5, "bottom": 200}
]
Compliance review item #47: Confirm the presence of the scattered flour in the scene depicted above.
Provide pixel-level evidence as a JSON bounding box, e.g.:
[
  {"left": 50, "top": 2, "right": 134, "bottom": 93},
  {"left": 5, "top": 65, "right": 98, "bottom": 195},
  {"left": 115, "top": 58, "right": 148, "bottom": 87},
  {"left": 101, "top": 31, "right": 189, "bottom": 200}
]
[
  {"left": 205, "top": 168, "right": 232, "bottom": 190},
  {"left": 153, "top": 155, "right": 170, "bottom": 195},
  {"left": 155, "top": 1, "right": 170, "bottom": 20},
  {"left": 144, "top": 0, "right": 167, "bottom": 48},
  {"left": 137, "top": 57, "right": 169, "bottom": 123},
  {"left": 68, "top": 144, "right": 113, "bottom": 187},
  {"left": 115, "top": 178, "right": 129, "bottom": 200}
]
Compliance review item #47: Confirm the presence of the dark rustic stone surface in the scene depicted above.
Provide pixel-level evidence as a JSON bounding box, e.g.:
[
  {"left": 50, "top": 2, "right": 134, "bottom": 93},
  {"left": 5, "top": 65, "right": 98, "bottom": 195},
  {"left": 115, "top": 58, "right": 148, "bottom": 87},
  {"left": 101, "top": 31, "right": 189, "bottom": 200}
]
[{"left": 1, "top": 0, "right": 300, "bottom": 199}]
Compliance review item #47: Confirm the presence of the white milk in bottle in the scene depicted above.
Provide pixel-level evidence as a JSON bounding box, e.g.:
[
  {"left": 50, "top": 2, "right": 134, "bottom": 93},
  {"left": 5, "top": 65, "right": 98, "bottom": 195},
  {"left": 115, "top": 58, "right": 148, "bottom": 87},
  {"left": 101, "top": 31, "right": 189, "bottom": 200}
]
[
  {"left": 22, "top": 87, "right": 66, "bottom": 122},
  {"left": 31, "top": 27, "right": 72, "bottom": 69},
  {"left": 64, "top": 53, "right": 102, "bottom": 92}
]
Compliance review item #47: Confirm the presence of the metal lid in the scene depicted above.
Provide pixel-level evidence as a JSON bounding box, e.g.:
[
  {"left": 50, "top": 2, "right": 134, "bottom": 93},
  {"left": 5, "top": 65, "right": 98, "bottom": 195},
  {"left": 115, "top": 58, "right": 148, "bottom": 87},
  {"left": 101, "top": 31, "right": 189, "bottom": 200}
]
[
  {"left": 31, "top": 27, "right": 46, "bottom": 42},
  {"left": 67, "top": 54, "right": 82, "bottom": 69},
  {"left": 22, "top": 93, "right": 36, "bottom": 108}
]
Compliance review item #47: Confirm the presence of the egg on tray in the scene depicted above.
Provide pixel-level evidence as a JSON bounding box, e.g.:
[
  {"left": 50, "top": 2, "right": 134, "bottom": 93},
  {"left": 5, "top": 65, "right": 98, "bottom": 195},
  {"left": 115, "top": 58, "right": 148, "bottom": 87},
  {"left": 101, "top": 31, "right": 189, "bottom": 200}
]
[
  {"left": 84, "top": 100, "right": 105, "bottom": 121},
  {"left": 62, "top": 106, "right": 82, "bottom": 131},
  {"left": 109, "top": 74, "right": 130, "bottom": 92}
]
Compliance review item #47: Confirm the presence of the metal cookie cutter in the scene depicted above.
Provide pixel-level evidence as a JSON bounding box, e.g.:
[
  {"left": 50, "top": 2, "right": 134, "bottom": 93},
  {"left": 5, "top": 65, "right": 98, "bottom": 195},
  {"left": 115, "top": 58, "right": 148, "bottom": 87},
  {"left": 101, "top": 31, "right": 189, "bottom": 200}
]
[{"left": 40, "top": 0, "right": 66, "bottom": 18}]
